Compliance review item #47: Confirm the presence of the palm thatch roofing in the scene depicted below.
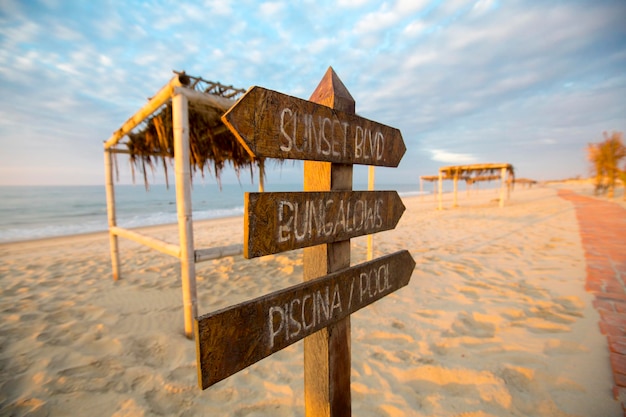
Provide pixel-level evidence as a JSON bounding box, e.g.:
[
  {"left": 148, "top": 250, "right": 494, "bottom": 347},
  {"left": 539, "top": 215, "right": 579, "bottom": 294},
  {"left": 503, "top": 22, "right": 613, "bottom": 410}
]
[
  {"left": 422, "top": 163, "right": 515, "bottom": 184},
  {"left": 439, "top": 163, "right": 515, "bottom": 181},
  {"left": 105, "top": 71, "right": 265, "bottom": 187},
  {"left": 512, "top": 178, "right": 537, "bottom": 185},
  {"left": 421, "top": 174, "right": 471, "bottom": 182}
]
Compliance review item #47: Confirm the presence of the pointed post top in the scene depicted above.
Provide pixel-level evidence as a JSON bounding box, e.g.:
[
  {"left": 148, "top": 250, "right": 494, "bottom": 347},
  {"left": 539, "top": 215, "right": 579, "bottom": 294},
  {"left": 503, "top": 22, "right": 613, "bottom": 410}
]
[{"left": 309, "top": 67, "right": 355, "bottom": 114}]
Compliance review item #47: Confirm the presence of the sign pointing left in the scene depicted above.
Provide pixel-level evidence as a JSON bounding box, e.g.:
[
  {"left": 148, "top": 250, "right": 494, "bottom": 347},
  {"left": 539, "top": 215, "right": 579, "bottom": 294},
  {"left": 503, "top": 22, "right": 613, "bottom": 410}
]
[
  {"left": 194, "top": 250, "right": 415, "bottom": 389},
  {"left": 221, "top": 86, "right": 406, "bottom": 167}
]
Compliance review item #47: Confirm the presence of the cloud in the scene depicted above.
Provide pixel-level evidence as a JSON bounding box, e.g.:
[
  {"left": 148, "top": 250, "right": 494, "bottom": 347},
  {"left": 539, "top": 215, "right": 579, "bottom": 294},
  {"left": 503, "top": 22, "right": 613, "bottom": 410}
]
[
  {"left": 0, "top": 0, "right": 624, "bottom": 185},
  {"left": 258, "top": 2, "right": 285, "bottom": 18},
  {"left": 429, "top": 149, "right": 478, "bottom": 164}
]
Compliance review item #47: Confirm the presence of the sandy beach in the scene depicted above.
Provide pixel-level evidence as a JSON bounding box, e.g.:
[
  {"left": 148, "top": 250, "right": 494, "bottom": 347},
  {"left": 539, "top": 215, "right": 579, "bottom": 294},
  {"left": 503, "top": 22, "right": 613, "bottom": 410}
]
[{"left": 0, "top": 183, "right": 622, "bottom": 416}]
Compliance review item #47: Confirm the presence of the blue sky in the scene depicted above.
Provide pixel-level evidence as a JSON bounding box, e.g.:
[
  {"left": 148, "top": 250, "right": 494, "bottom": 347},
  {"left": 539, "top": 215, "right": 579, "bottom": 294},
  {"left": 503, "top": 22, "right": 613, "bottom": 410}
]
[{"left": 0, "top": 0, "right": 624, "bottom": 186}]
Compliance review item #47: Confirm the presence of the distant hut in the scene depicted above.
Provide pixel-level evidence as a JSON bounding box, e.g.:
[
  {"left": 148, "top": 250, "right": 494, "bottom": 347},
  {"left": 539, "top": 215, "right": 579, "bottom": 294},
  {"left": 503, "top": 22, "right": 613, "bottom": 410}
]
[
  {"left": 437, "top": 163, "right": 514, "bottom": 209},
  {"left": 511, "top": 178, "right": 537, "bottom": 188}
]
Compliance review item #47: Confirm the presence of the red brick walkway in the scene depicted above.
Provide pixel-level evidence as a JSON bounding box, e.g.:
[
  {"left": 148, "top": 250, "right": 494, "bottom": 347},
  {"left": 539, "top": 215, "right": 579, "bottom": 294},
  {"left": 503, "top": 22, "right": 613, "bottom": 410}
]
[{"left": 558, "top": 189, "right": 626, "bottom": 412}]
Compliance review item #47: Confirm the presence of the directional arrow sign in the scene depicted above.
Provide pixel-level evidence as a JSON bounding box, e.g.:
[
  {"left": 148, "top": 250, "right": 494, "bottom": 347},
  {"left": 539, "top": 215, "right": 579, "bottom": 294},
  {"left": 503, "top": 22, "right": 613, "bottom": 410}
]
[
  {"left": 244, "top": 191, "right": 406, "bottom": 258},
  {"left": 221, "top": 86, "right": 406, "bottom": 167},
  {"left": 194, "top": 250, "right": 415, "bottom": 389}
]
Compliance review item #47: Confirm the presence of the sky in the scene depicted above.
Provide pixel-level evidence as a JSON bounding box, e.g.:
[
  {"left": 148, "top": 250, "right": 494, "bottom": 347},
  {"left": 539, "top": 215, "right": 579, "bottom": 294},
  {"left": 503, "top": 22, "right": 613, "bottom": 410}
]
[{"left": 0, "top": 0, "right": 625, "bottom": 187}]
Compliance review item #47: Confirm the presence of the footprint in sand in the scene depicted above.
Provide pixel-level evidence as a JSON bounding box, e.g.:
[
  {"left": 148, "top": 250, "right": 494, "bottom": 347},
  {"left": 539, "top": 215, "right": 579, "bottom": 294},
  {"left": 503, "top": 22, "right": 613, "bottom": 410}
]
[
  {"left": 513, "top": 296, "right": 584, "bottom": 334},
  {"left": 47, "top": 357, "right": 126, "bottom": 394},
  {"left": 497, "top": 365, "right": 584, "bottom": 415},
  {"left": 445, "top": 311, "right": 498, "bottom": 338},
  {"left": 543, "top": 339, "right": 589, "bottom": 355},
  {"left": 553, "top": 296, "right": 584, "bottom": 317}
]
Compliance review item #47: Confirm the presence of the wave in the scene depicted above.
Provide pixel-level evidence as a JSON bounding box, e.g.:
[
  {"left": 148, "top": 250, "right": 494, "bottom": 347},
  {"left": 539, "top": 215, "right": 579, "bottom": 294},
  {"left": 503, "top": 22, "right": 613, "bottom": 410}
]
[{"left": 0, "top": 206, "right": 245, "bottom": 243}]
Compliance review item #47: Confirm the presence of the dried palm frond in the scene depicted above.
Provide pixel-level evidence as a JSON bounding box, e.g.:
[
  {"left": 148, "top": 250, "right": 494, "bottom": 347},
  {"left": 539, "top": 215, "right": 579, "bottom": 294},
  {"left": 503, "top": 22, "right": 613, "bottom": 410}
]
[{"left": 123, "top": 76, "right": 270, "bottom": 189}]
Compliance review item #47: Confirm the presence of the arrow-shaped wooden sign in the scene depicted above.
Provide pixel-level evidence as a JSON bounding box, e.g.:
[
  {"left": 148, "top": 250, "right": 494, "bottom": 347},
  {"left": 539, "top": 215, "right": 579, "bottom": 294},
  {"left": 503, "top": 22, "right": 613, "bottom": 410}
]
[
  {"left": 194, "top": 250, "right": 415, "bottom": 389},
  {"left": 221, "top": 86, "right": 406, "bottom": 167},
  {"left": 244, "top": 190, "right": 406, "bottom": 258}
]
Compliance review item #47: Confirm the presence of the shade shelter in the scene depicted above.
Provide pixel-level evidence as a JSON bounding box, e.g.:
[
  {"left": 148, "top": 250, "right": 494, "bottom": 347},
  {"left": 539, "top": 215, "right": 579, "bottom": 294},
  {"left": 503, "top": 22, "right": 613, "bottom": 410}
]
[
  {"left": 103, "top": 71, "right": 263, "bottom": 338},
  {"left": 437, "top": 163, "right": 514, "bottom": 210},
  {"left": 512, "top": 178, "right": 537, "bottom": 188}
]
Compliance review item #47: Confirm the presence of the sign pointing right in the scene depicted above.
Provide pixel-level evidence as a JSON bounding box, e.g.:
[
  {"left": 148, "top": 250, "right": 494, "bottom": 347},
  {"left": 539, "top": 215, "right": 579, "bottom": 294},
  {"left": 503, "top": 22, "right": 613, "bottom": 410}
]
[{"left": 244, "top": 190, "right": 406, "bottom": 258}]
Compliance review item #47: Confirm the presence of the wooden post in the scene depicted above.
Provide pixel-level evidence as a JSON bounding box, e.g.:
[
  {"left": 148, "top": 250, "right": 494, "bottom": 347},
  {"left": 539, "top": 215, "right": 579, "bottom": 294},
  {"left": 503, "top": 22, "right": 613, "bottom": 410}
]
[
  {"left": 173, "top": 92, "right": 198, "bottom": 338},
  {"left": 303, "top": 67, "right": 354, "bottom": 417},
  {"left": 367, "top": 166, "right": 375, "bottom": 261},
  {"left": 104, "top": 149, "right": 120, "bottom": 281},
  {"left": 438, "top": 170, "right": 443, "bottom": 210},
  {"left": 453, "top": 170, "right": 459, "bottom": 208},
  {"left": 499, "top": 167, "right": 506, "bottom": 208},
  {"left": 258, "top": 159, "right": 265, "bottom": 192},
  {"left": 419, "top": 177, "right": 423, "bottom": 201}
]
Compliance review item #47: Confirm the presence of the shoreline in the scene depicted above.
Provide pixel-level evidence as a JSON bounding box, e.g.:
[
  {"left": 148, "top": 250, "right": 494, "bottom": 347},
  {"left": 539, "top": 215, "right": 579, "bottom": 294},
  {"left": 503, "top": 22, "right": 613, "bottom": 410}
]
[{"left": 0, "top": 214, "right": 245, "bottom": 249}]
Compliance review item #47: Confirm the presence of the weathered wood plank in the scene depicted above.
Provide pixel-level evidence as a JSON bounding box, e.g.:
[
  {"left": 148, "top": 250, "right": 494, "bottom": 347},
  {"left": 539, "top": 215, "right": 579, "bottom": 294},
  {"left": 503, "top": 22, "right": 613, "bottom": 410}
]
[
  {"left": 304, "top": 66, "right": 354, "bottom": 417},
  {"left": 194, "top": 250, "right": 415, "bottom": 389},
  {"left": 221, "top": 86, "right": 406, "bottom": 167},
  {"left": 244, "top": 191, "right": 406, "bottom": 258}
]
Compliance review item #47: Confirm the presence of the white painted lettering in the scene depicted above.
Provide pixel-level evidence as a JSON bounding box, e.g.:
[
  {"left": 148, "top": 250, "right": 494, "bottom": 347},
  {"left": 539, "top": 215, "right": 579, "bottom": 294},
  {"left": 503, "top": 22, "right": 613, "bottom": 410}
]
[
  {"left": 277, "top": 201, "right": 294, "bottom": 243},
  {"left": 279, "top": 108, "right": 294, "bottom": 152},
  {"left": 269, "top": 306, "right": 285, "bottom": 349}
]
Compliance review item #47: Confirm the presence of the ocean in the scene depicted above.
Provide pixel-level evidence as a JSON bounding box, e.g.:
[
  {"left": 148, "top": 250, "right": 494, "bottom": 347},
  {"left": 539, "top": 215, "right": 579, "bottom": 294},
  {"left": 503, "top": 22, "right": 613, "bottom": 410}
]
[{"left": 0, "top": 183, "right": 425, "bottom": 243}]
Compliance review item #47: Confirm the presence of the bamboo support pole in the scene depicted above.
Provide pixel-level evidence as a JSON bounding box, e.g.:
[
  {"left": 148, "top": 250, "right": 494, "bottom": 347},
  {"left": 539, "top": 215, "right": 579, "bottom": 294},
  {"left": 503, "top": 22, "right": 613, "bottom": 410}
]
[
  {"left": 367, "top": 165, "right": 375, "bottom": 261},
  {"left": 499, "top": 167, "right": 506, "bottom": 208},
  {"left": 110, "top": 226, "right": 180, "bottom": 258},
  {"left": 453, "top": 170, "right": 459, "bottom": 208},
  {"left": 438, "top": 170, "right": 443, "bottom": 210},
  {"left": 104, "top": 75, "right": 185, "bottom": 150},
  {"left": 104, "top": 150, "right": 120, "bottom": 281},
  {"left": 173, "top": 92, "right": 198, "bottom": 339},
  {"left": 194, "top": 244, "right": 243, "bottom": 263},
  {"left": 173, "top": 86, "right": 235, "bottom": 112},
  {"left": 259, "top": 159, "right": 265, "bottom": 192}
]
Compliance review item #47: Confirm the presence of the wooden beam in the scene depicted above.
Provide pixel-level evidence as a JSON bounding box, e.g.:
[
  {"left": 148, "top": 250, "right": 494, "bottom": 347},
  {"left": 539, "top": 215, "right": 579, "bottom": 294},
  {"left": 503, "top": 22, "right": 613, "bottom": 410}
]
[
  {"left": 438, "top": 170, "right": 443, "bottom": 210},
  {"left": 173, "top": 86, "right": 236, "bottom": 112},
  {"left": 499, "top": 166, "right": 506, "bottom": 208},
  {"left": 303, "top": 67, "right": 353, "bottom": 417},
  {"left": 173, "top": 92, "right": 198, "bottom": 339},
  {"left": 110, "top": 226, "right": 180, "bottom": 258},
  {"left": 104, "top": 74, "right": 185, "bottom": 150},
  {"left": 453, "top": 169, "right": 459, "bottom": 208},
  {"left": 104, "top": 150, "right": 120, "bottom": 280},
  {"left": 194, "top": 244, "right": 243, "bottom": 263}
]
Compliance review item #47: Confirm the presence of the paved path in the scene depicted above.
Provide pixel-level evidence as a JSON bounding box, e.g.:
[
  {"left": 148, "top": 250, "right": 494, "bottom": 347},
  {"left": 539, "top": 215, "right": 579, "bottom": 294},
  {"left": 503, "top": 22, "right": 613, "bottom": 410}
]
[{"left": 558, "top": 189, "right": 626, "bottom": 413}]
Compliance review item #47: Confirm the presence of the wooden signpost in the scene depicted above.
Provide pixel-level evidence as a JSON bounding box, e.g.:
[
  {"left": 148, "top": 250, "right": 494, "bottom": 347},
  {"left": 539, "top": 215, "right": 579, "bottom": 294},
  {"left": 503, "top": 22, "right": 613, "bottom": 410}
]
[
  {"left": 195, "top": 67, "right": 414, "bottom": 416},
  {"left": 221, "top": 86, "right": 406, "bottom": 167},
  {"left": 195, "top": 250, "right": 414, "bottom": 389},
  {"left": 244, "top": 190, "right": 405, "bottom": 258}
]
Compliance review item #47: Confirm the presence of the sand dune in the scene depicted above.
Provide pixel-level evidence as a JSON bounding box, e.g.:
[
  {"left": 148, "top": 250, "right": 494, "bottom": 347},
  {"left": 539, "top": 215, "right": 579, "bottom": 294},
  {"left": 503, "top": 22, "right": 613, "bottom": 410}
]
[{"left": 0, "top": 185, "right": 620, "bottom": 416}]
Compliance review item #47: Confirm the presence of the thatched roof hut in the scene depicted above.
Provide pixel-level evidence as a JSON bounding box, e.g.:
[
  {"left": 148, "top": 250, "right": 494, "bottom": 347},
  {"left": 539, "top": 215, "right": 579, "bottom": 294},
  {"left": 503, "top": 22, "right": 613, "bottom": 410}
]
[
  {"left": 102, "top": 71, "right": 268, "bottom": 338},
  {"left": 435, "top": 163, "right": 515, "bottom": 209},
  {"left": 105, "top": 71, "right": 261, "bottom": 188},
  {"left": 512, "top": 178, "right": 537, "bottom": 188},
  {"left": 439, "top": 163, "right": 514, "bottom": 181}
]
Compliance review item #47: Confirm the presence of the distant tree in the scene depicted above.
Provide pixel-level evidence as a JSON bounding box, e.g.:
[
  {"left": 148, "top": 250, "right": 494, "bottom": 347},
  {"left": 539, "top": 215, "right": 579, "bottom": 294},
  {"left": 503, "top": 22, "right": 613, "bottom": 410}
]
[{"left": 587, "top": 131, "right": 626, "bottom": 199}]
